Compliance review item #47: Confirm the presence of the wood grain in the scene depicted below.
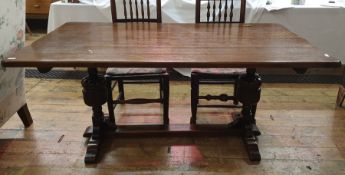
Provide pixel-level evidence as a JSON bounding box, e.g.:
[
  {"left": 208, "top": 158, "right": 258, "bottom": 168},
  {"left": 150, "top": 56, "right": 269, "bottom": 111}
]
[
  {"left": 2, "top": 23, "right": 340, "bottom": 68},
  {"left": 1, "top": 79, "right": 345, "bottom": 173}
]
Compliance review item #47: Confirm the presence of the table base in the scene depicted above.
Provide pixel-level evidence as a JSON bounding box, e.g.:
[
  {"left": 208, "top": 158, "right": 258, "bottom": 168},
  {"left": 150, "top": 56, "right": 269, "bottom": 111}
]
[
  {"left": 83, "top": 114, "right": 261, "bottom": 163},
  {"left": 81, "top": 67, "right": 262, "bottom": 164}
]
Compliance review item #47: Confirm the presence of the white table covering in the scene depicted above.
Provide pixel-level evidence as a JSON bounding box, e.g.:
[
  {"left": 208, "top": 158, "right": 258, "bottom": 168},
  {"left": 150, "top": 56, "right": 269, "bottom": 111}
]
[
  {"left": 258, "top": 7, "right": 345, "bottom": 67},
  {"left": 47, "top": 2, "right": 111, "bottom": 33},
  {"left": 48, "top": 0, "right": 345, "bottom": 70}
]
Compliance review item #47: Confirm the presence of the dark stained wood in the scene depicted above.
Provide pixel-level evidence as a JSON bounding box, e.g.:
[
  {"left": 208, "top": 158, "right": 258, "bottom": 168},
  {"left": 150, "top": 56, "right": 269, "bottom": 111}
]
[
  {"left": 105, "top": 72, "right": 170, "bottom": 128},
  {"left": 1, "top": 22, "right": 341, "bottom": 163},
  {"left": 110, "top": 0, "right": 161, "bottom": 23},
  {"left": 230, "top": 0, "right": 234, "bottom": 22},
  {"left": 141, "top": 0, "right": 144, "bottom": 20},
  {"left": 129, "top": 0, "right": 133, "bottom": 20},
  {"left": 81, "top": 68, "right": 108, "bottom": 163},
  {"left": 147, "top": 0, "right": 150, "bottom": 20},
  {"left": 192, "top": 0, "right": 257, "bottom": 160},
  {"left": 190, "top": 71, "right": 244, "bottom": 124},
  {"left": 240, "top": 0, "right": 246, "bottom": 23},
  {"left": 106, "top": 0, "right": 169, "bottom": 131},
  {"left": 85, "top": 124, "right": 244, "bottom": 138},
  {"left": 236, "top": 68, "right": 262, "bottom": 161},
  {"left": 2, "top": 23, "right": 340, "bottom": 68},
  {"left": 192, "top": 0, "right": 248, "bottom": 138},
  {"left": 103, "top": 0, "right": 170, "bottom": 162},
  {"left": 196, "top": 0, "right": 246, "bottom": 23},
  {"left": 110, "top": 0, "right": 117, "bottom": 22},
  {"left": 17, "top": 103, "right": 33, "bottom": 128},
  {"left": 212, "top": 0, "right": 216, "bottom": 22},
  {"left": 135, "top": 0, "right": 139, "bottom": 19}
]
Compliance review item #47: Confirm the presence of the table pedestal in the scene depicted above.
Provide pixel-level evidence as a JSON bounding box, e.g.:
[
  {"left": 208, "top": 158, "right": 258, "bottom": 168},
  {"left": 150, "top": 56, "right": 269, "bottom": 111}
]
[
  {"left": 81, "top": 68, "right": 108, "bottom": 163},
  {"left": 82, "top": 68, "right": 262, "bottom": 163},
  {"left": 236, "top": 68, "right": 262, "bottom": 161}
]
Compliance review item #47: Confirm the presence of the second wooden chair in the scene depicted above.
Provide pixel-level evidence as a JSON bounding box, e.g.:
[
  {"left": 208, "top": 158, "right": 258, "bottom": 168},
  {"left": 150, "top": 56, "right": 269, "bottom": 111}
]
[
  {"left": 106, "top": 0, "right": 169, "bottom": 127},
  {"left": 190, "top": 0, "right": 251, "bottom": 124}
]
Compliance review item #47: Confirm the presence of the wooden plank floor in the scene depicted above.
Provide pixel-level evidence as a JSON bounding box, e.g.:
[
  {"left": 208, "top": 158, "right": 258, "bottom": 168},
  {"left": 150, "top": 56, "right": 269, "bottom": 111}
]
[{"left": 1, "top": 78, "right": 345, "bottom": 174}]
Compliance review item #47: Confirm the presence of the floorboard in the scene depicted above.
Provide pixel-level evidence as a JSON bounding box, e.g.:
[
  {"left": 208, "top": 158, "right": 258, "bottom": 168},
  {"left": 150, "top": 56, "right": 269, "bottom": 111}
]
[{"left": 1, "top": 79, "right": 344, "bottom": 174}]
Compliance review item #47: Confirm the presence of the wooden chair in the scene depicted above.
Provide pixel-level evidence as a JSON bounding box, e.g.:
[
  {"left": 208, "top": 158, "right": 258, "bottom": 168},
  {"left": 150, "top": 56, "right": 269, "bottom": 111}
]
[
  {"left": 110, "top": 0, "right": 161, "bottom": 23},
  {"left": 106, "top": 0, "right": 169, "bottom": 127},
  {"left": 190, "top": 0, "right": 252, "bottom": 124}
]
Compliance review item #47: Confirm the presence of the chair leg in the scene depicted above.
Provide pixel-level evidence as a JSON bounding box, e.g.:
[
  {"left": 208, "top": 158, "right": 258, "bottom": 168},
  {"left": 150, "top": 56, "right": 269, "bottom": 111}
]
[
  {"left": 159, "top": 77, "right": 164, "bottom": 103},
  {"left": 163, "top": 75, "right": 170, "bottom": 127},
  {"left": 233, "top": 78, "right": 239, "bottom": 105},
  {"left": 106, "top": 79, "right": 116, "bottom": 124},
  {"left": 251, "top": 104, "right": 257, "bottom": 124},
  {"left": 117, "top": 79, "right": 125, "bottom": 102},
  {"left": 17, "top": 103, "right": 33, "bottom": 128},
  {"left": 190, "top": 73, "right": 199, "bottom": 124}
]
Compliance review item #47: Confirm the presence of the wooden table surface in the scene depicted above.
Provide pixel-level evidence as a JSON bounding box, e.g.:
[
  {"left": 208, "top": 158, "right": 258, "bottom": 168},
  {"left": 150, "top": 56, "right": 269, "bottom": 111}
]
[
  {"left": 2, "top": 22, "right": 341, "bottom": 163},
  {"left": 2, "top": 22, "right": 341, "bottom": 68}
]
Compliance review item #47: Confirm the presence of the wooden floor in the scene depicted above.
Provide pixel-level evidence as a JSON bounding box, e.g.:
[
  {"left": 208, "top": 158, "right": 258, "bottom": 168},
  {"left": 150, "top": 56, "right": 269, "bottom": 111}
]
[{"left": 1, "top": 78, "right": 345, "bottom": 174}]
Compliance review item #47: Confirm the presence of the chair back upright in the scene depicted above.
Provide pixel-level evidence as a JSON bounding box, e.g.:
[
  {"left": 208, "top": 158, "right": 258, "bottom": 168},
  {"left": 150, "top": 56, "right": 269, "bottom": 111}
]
[
  {"left": 196, "top": 0, "right": 246, "bottom": 23},
  {"left": 110, "top": 0, "right": 162, "bottom": 23}
]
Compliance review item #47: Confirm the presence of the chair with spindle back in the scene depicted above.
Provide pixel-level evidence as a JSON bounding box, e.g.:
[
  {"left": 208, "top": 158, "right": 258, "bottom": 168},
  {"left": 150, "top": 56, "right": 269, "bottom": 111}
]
[
  {"left": 106, "top": 0, "right": 169, "bottom": 127},
  {"left": 190, "top": 0, "right": 256, "bottom": 124},
  {"left": 110, "top": 0, "right": 161, "bottom": 22}
]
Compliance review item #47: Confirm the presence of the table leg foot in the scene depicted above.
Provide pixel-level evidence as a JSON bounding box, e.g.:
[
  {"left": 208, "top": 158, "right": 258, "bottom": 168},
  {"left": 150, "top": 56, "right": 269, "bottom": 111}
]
[
  {"left": 252, "top": 123, "right": 261, "bottom": 136},
  {"left": 229, "top": 112, "right": 261, "bottom": 136},
  {"left": 243, "top": 134, "right": 261, "bottom": 161},
  {"left": 83, "top": 126, "right": 93, "bottom": 138},
  {"left": 84, "top": 138, "right": 99, "bottom": 163}
]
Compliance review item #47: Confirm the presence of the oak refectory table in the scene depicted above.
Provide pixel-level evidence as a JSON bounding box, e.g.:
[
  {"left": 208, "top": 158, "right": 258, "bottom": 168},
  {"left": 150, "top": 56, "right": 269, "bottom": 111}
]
[{"left": 2, "top": 22, "right": 341, "bottom": 163}]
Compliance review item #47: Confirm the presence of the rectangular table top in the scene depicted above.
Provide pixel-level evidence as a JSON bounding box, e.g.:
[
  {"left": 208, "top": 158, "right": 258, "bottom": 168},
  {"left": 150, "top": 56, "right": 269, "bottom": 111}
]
[{"left": 2, "top": 22, "right": 341, "bottom": 68}]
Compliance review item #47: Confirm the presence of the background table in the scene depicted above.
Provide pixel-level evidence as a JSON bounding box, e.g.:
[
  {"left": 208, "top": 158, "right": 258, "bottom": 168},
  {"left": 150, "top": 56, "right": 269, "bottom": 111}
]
[{"left": 48, "top": 1, "right": 345, "bottom": 64}]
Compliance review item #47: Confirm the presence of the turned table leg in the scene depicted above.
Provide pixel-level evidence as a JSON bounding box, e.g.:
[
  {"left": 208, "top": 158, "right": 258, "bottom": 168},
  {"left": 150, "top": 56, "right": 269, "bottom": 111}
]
[
  {"left": 237, "top": 68, "right": 262, "bottom": 161},
  {"left": 81, "top": 68, "right": 108, "bottom": 163}
]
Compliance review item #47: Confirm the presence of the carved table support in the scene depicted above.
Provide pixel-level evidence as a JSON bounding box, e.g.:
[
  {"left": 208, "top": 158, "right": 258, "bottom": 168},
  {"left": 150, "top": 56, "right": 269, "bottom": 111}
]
[
  {"left": 80, "top": 67, "right": 262, "bottom": 163},
  {"left": 237, "top": 68, "right": 262, "bottom": 161},
  {"left": 81, "top": 68, "right": 107, "bottom": 163}
]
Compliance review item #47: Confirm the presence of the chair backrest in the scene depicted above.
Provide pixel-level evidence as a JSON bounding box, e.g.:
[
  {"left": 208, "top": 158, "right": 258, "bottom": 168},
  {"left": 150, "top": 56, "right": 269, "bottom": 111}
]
[
  {"left": 110, "top": 0, "right": 162, "bottom": 23},
  {"left": 195, "top": 0, "right": 246, "bottom": 23}
]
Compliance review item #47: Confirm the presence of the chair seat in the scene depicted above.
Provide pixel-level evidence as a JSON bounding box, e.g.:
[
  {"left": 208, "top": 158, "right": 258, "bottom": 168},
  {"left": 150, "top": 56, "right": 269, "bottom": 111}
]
[
  {"left": 106, "top": 68, "right": 167, "bottom": 76},
  {"left": 192, "top": 68, "right": 246, "bottom": 75}
]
